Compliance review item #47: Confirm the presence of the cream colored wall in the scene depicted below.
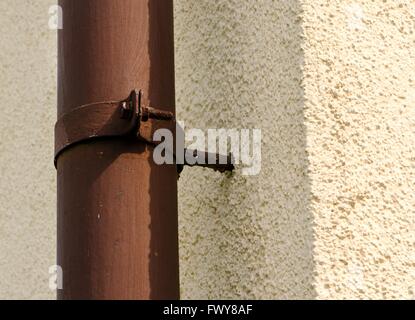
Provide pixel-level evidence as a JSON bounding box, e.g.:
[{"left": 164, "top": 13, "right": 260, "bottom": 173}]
[
  {"left": 303, "top": 0, "right": 415, "bottom": 299},
  {"left": 0, "top": 0, "right": 56, "bottom": 299},
  {"left": 175, "top": 0, "right": 313, "bottom": 299},
  {"left": 175, "top": 0, "right": 415, "bottom": 299},
  {"left": 0, "top": 0, "right": 413, "bottom": 300}
]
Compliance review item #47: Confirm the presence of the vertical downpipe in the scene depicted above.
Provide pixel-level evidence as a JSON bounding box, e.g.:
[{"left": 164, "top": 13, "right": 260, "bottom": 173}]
[{"left": 57, "top": 0, "right": 179, "bottom": 299}]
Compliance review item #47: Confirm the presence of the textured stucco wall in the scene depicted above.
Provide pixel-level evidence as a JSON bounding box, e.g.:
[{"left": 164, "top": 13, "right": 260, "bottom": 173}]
[
  {"left": 0, "top": 0, "right": 56, "bottom": 299},
  {"left": 303, "top": 0, "right": 415, "bottom": 299},
  {"left": 175, "top": 0, "right": 415, "bottom": 299},
  {"left": 175, "top": 0, "right": 313, "bottom": 299},
  {"left": 0, "top": 0, "right": 414, "bottom": 300}
]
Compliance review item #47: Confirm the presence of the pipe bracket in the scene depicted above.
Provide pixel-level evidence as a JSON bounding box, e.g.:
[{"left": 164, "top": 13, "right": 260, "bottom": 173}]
[{"left": 54, "top": 90, "right": 235, "bottom": 175}]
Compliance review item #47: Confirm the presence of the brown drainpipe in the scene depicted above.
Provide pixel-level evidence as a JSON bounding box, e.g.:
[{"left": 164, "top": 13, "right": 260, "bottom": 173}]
[{"left": 56, "top": 0, "right": 179, "bottom": 299}]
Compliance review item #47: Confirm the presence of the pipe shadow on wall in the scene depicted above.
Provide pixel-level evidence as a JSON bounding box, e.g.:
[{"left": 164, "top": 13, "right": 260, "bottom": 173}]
[{"left": 175, "top": 0, "right": 315, "bottom": 299}]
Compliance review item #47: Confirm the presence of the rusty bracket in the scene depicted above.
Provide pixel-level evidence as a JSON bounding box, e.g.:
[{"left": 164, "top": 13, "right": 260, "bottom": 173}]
[{"left": 54, "top": 90, "right": 235, "bottom": 175}]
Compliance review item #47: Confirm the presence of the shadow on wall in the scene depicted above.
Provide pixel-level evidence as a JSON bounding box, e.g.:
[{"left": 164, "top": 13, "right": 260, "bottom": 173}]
[
  {"left": 147, "top": 0, "right": 180, "bottom": 299},
  {"left": 175, "top": 1, "right": 315, "bottom": 299}
]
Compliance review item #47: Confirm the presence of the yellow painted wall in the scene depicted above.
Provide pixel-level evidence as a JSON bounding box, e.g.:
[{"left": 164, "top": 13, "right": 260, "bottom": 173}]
[{"left": 0, "top": 0, "right": 414, "bottom": 299}]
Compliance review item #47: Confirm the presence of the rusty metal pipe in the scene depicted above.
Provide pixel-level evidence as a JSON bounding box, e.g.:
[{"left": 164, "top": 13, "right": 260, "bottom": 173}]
[{"left": 57, "top": 0, "right": 179, "bottom": 300}]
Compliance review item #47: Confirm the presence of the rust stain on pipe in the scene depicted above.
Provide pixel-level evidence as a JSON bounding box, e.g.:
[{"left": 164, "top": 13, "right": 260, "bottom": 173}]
[{"left": 57, "top": 0, "right": 179, "bottom": 300}]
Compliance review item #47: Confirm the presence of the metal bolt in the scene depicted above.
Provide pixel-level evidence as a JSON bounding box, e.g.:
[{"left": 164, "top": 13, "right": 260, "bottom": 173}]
[{"left": 120, "top": 101, "right": 133, "bottom": 119}]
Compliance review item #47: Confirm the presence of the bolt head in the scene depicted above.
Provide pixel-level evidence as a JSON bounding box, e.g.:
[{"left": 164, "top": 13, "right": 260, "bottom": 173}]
[{"left": 120, "top": 102, "right": 133, "bottom": 119}]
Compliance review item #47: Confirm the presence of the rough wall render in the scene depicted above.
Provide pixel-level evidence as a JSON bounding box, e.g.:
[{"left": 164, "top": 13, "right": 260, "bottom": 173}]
[
  {"left": 175, "top": 0, "right": 415, "bottom": 299},
  {"left": 0, "top": 0, "right": 413, "bottom": 300},
  {"left": 174, "top": 0, "right": 314, "bottom": 299},
  {"left": 0, "top": 0, "right": 56, "bottom": 299},
  {"left": 303, "top": 0, "right": 415, "bottom": 299}
]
